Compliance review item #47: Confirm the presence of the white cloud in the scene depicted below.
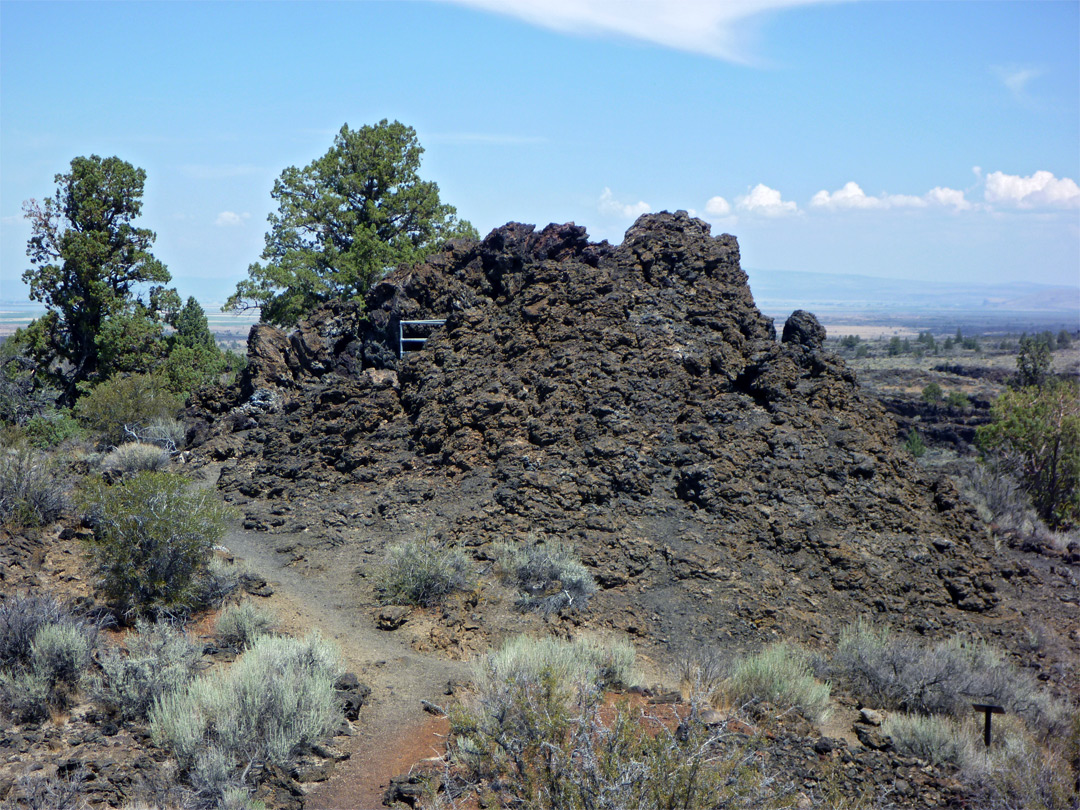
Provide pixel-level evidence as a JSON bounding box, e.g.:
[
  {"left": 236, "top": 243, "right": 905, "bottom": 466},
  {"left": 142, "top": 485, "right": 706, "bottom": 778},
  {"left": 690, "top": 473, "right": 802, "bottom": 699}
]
[
  {"left": 441, "top": 0, "right": 837, "bottom": 62},
  {"left": 810, "top": 181, "right": 977, "bottom": 212},
  {"left": 736, "top": 184, "right": 798, "bottom": 216},
  {"left": 925, "top": 187, "right": 971, "bottom": 211},
  {"left": 811, "top": 181, "right": 882, "bottom": 210},
  {"left": 984, "top": 170, "right": 1080, "bottom": 209},
  {"left": 704, "top": 196, "right": 731, "bottom": 217},
  {"left": 214, "top": 211, "right": 251, "bottom": 227},
  {"left": 811, "top": 181, "right": 929, "bottom": 211},
  {"left": 994, "top": 66, "right": 1044, "bottom": 100},
  {"left": 598, "top": 187, "right": 650, "bottom": 219}
]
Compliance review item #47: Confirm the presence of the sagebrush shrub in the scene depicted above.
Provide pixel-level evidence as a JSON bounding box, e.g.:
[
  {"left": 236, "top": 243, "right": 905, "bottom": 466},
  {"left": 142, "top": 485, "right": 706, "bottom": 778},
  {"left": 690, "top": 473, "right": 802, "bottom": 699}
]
[
  {"left": 30, "top": 622, "right": 94, "bottom": 691},
  {"left": 494, "top": 541, "right": 597, "bottom": 615},
  {"left": 0, "top": 668, "right": 53, "bottom": 722},
  {"left": 141, "top": 417, "right": 186, "bottom": 451},
  {"left": 78, "top": 472, "right": 232, "bottom": 618},
  {"left": 833, "top": 624, "right": 1063, "bottom": 733},
  {"left": 0, "top": 439, "right": 65, "bottom": 527},
  {"left": 726, "top": 643, "right": 832, "bottom": 723},
  {"left": 0, "top": 605, "right": 98, "bottom": 722},
  {"left": 476, "top": 634, "right": 638, "bottom": 698},
  {"left": 882, "top": 712, "right": 972, "bottom": 767},
  {"left": 75, "top": 373, "right": 181, "bottom": 446},
  {"left": 215, "top": 602, "right": 275, "bottom": 649},
  {"left": 191, "top": 557, "right": 242, "bottom": 611},
  {"left": 151, "top": 633, "right": 342, "bottom": 779},
  {"left": 101, "top": 442, "right": 170, "bottom": 477},
  {"left": 94, "top": 620, "right": 201, "bottom": 721},
  {"left": 378, "top": 540, "right": 472, "bottom": 607},
  {"left": 962, "top": 714, "right": 1078, "bottom": 810},
  {"left": 452, "top": 661, "right": 794, "bottom": 810},
  {"left": 0, "top": 593, "right": 67, "bottom": 669},
  {"left": 1, "top": 764, "right": 89, "bottom": 810}
]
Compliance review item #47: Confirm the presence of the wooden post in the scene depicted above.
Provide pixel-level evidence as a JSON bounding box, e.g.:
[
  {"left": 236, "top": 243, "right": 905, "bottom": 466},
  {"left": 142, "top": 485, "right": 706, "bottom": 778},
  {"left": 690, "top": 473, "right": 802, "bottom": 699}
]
[{"left": 971, "top": 703, "right": 1004, "bottom": 747}]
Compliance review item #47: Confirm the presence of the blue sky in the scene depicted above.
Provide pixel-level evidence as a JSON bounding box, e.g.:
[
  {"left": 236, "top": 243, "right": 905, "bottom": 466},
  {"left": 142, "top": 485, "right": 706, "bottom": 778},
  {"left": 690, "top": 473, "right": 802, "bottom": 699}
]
[{"left": 1, "top": 0, "right": 1078, "bottom": 307}]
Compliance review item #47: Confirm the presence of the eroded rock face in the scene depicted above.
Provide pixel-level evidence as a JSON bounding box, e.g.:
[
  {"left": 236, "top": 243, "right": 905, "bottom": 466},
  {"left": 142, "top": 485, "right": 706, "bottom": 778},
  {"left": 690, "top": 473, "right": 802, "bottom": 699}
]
[{"left": 190, "top": 212, "right": 1013, "bottom": 649}]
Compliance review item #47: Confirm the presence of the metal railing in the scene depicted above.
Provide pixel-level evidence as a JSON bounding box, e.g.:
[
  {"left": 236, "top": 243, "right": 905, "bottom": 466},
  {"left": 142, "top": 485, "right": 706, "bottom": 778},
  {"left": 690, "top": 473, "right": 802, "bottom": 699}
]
[{"left": 398, "top": 319, "right": 446, "bottom": 357}]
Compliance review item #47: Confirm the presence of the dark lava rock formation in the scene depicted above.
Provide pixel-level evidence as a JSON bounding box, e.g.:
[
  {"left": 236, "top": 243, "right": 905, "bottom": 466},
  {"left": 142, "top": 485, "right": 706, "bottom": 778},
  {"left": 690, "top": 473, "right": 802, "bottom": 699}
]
[{"left": 188, "top": 212, "right": 1072, "bottom": 666}]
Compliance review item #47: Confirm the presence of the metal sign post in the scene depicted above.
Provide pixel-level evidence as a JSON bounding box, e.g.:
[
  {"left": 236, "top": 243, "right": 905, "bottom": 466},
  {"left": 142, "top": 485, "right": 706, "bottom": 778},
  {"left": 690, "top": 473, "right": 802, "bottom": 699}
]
[{"left": 971, "top": 703, "right": 1005, "bottom": 747}]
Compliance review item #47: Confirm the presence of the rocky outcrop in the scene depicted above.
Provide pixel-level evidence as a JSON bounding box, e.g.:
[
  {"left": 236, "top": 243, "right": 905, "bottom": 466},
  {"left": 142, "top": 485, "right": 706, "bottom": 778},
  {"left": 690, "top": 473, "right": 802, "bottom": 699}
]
[{"left": 189, "top": 212, "right": 1027, "bottom": 651}]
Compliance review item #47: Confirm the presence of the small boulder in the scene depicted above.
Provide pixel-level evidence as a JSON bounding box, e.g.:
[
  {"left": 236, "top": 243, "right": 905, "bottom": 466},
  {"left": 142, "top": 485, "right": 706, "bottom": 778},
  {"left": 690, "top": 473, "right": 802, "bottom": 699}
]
[
  {"left": 376, "top": 605, "right": 411, "bottom": 631},
  {"left": 858, "top": 707, "right": 884, "bottom": 726}
]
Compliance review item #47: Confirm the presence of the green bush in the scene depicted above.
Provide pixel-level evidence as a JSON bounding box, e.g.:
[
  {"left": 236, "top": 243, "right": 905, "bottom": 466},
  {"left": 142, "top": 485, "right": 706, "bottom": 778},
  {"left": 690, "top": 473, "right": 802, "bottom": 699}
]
[
  {"left": 921, "top": 382, "right": 943, "bottom": 404},
  {"left": 78, "top": 472, "right": 233, "bottom": 618},
  {"left": 75, "top": 373, "right": 182, "bottom": 446},
  {"left": 0, "top": 439, "right": 65, "bottom": 527},
  {"left": 101, "top": 442, "right": 170, "bottom": 478},
  {"left": 151, "top": 633, "right": 342, "bottom": 783},
  {"left": 494, "top": 541, "right": 597, "bottom": 615},
  {"left": 215, "top": 602, "right": 276, "bottom": 650},
  {"left": 378, "top": 540, "right": 472, "bottom": 607},
  {"left": 725, "top": 643, "right": 832, "bottom": 723},
  {"left": 94, "top": 620, "right": 201, "bottom": 722},
  {"left": 977, "top": 379, "right": 1079, "bottom": 530},
  {"left": 23, "top": 409, "right": 83, "bottom": 448},
  {"left": 904, "top": 427, "right": 926, "bottom": 458},
  {"left": 946, "top": 391, "right": 971, "bottom": 410}
]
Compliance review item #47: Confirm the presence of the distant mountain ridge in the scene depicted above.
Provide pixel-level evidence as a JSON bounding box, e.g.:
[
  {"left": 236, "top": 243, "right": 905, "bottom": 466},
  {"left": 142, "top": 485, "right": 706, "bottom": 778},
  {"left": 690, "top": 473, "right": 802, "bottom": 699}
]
[{"left": 745, "top": 268, "right": 1079, "bottom": 319}]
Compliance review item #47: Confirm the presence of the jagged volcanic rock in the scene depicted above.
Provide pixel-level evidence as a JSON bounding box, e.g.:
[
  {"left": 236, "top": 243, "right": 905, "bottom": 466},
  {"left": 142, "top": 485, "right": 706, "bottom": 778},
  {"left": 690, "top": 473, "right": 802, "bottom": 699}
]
[{"left": 188, "top": 212, "right": 1053, "bottom": 654}]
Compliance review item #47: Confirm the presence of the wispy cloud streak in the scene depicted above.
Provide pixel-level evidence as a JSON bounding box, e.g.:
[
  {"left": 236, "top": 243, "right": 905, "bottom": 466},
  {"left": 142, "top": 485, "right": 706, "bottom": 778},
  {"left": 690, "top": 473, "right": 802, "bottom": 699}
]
[{"left": 440, "top": 0, "right": 847, "bottom": 62}]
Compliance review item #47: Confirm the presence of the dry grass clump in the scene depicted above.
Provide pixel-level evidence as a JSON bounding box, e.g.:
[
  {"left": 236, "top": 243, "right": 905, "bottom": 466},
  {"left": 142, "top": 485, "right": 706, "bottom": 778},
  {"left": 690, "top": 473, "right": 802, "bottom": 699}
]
[
  {"left": 378, "top": 540, "right": 472, "bottom": 607},
  {"left": 725, "top": 643, "right": 832, "bottom": 724},
  {"left": 475, "top": 634, "right": 638, "bottom": 696},
  {"left": 101, "top": 441, "right": 170, "bottom": 477},
  {"left": 214, "top": 601, "right": 276, "bottom": 650},
  {"left": 493, "top": 540, "right": 597, "bottom": 615}
]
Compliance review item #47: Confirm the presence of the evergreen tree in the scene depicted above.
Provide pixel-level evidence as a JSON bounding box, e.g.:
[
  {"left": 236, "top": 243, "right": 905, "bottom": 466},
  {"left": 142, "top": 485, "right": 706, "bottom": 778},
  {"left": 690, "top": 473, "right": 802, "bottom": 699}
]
[
  {"left": 22, "top": 155, "right": 173, "bottom": 400},
  {"left": 226, "top": 120, "right": 478, "bottom": 325}
]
